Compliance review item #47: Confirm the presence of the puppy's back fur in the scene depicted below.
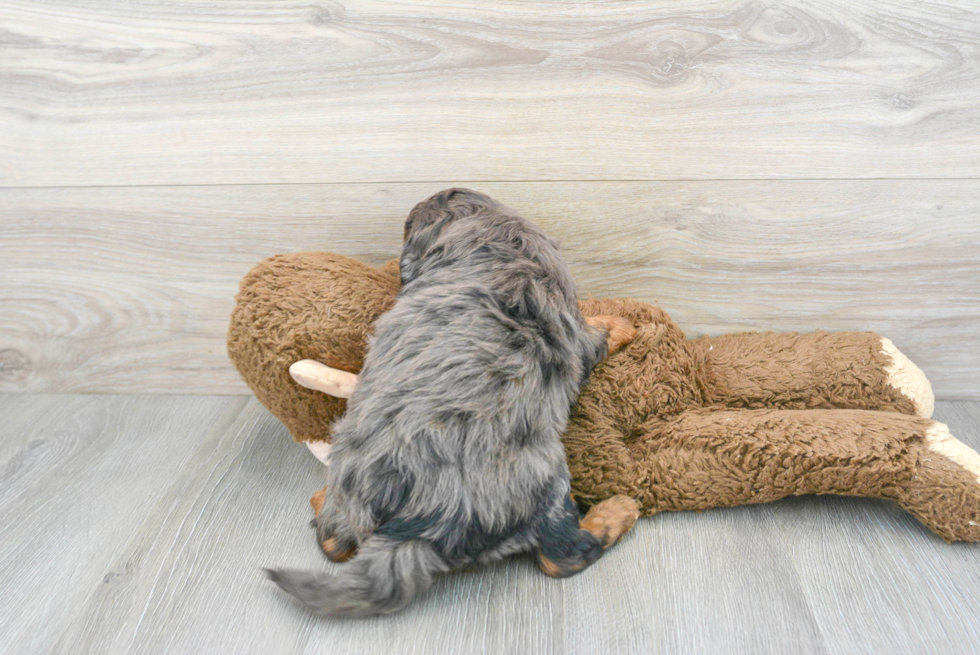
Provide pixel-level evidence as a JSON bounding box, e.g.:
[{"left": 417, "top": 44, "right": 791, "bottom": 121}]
[{"left": 268, "top": 189, "right": 621, "bottom": 616}]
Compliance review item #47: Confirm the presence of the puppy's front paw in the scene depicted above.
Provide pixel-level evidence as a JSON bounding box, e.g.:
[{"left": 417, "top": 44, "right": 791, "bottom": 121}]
[{"left": 586, "top": 315, "right": 637, "bottom": 355}]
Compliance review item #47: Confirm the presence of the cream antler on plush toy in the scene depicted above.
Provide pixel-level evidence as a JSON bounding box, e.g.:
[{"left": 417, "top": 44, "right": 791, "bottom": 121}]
[{"left": 229, "top": 252, "right": 980, "bottom": 543}]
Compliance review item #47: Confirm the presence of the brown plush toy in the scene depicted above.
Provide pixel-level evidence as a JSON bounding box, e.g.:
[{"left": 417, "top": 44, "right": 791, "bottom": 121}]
[{"left": 228, "top": 252, "right": 980, "bottom": 543}]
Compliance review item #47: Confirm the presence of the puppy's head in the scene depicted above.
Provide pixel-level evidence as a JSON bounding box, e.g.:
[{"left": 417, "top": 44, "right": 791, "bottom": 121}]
[{"left": 400, "top": 188, "right": 499, "bottom": 286}]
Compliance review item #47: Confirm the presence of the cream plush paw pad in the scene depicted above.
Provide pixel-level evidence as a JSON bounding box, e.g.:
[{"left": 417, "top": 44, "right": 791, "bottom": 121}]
[
  {"left": 926, "top": 422, "right": 980, "bottom": 484},
  {"left": 881, "top": 338, "right": 935, "bottom": 419}
]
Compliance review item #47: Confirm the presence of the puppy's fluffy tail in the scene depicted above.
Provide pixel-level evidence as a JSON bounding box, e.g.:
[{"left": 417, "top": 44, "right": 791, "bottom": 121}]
[{"left": 266, "top": 538, "right": 447, "bottom": 618}]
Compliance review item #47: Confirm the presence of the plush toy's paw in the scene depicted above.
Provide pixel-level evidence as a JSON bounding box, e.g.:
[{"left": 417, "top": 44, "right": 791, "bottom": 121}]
[
  {"left": 904, "top": 422, "right": 980, "bottom": 543},
  {"left": 310, "top": 487, "right": 327, "bottom": 517},
  {"left": 924, "top": 422, "right": 980, "bottom": 485},
  {"left": 585, "top": 315, "right": 637, "bottom": 355},
  {"left": 880, "top": 338, "right": 934, "bottom": 418},
  {"left": 580, "top": 495, "right": 640, "bottom": 549}
]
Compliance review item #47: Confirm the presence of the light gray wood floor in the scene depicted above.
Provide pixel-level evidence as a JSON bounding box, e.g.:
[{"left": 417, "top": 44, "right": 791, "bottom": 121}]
[{"left": 3, "top": 393, "right": 979, "bottom": 655}]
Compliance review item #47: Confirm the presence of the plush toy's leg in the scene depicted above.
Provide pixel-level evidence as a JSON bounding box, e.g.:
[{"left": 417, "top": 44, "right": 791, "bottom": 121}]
[
  {"left": 536, "top": 493, "right": 639, "bottom": 578},
  {"left": 688, "top": 331, "right": 934, "bottom": 418},
  {"left": 616, "top": 408, "right": 980, "bottom": 542}
]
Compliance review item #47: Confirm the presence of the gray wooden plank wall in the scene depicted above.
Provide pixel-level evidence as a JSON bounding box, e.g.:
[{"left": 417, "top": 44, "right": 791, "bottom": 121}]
[
  {"left": 2, "top": 393, "right": 979, "bottom": 654},
  {"left": 3, "top": 0, "right": 980, "bottom": 185},
  {"left": 2, "top": 1, "right": 979, "bottom": 398}
]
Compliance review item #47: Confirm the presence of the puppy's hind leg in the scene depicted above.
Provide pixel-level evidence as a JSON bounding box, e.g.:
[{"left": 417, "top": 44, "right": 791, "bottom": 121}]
[
  {"left": 311, "top": 485, "right": 359, "bottom": 563},
  {"left": 536, "top": 493, "right": 640, "bottom": 578}
]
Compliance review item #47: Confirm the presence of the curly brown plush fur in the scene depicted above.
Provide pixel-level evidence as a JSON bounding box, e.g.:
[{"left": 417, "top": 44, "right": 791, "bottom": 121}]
[{"left": 229, "top": 254, "right": 980, "bottom": 544}]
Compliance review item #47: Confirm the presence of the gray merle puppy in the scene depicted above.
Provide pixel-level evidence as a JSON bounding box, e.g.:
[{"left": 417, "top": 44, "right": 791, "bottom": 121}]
[{"left": 267, "top": 189, "right": 639, "bottom": 617}]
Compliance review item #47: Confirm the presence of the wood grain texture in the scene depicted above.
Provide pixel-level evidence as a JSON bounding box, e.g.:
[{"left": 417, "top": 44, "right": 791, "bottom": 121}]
[
  {"left": 4, "top": 0, "right": 978, "bottom": 650},
  {"left": 2, "top": 0, "right": 980, "bottom": 186},
  {"left": 0, "top": 393, "right": 241, "bottom": 654},
  {"left": 2, "top": 181, "right": 978, "bottom": 397},
  {"left": 771, "top": 400, "right": 980, "bottom": 654},
  {"left": 1, "top": 394, "right": 978, "bottom": 654}
]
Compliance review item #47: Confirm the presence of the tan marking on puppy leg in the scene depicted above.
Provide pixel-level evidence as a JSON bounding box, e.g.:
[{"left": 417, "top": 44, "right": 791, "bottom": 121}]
[
  {"left": 321, "top": 537, "right": 357, "bottom": 563},
  {"left": 579, "top": 495, "right": 640, "bottom": 549},
  {"left": 290, "top": 360, "right": 359, "bottom": 399},
  {"left": 881, "top": 337, "right": 935, "bottom": 419},
  {"left": 537, "top": 553, "right": 562, "bottom": 577},
  {"left": 305, "top": 440, "right": 333, "bottom": 466},
  {"left": 310, "top": 487, "right": 326, "bottom": 518},
  {"left": 585, "top": 315, "right": 637, "bottom": 355},
  {"left": 537, "top": 553, "right": 587, "bottom": 578},
  {"left": 926, "top": 422, "right": 980, "bottom": 483}
]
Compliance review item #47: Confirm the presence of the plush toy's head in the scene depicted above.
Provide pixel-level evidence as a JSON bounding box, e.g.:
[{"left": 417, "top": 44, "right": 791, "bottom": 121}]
[{"left": 228, "top": 253, "right": 401, "bottom": 443}]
